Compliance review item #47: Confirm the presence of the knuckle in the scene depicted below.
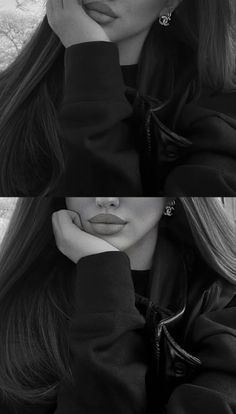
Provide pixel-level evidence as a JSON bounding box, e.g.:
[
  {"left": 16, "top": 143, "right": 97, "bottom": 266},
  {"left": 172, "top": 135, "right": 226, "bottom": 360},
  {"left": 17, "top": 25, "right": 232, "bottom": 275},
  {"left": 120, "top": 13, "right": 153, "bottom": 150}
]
[{"left": 51, "top": 14, "right": 61, "bottom": 26}]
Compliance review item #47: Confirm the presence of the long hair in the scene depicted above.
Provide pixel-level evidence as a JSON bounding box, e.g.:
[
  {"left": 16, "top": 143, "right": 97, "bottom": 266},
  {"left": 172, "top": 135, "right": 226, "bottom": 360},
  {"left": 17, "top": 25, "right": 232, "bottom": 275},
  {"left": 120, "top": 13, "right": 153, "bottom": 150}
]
[
  {"left": 0, "top": 0, "right": 235, "bottom": 195},
  {"left": 138, "top": 0, "right": 236, "bottom": 97},
  {"left": 0, "top": 197, "right": 74, "bottom": 408},
  {"left": 176, "top": 0, "right": 236, "bottom": 90},
  {"left": 180, "top": 198, "right": 236, "bottom": 283},
  {"left": 0, "top": 19, "right": 65, "bottom": 196},
  {"left": 0, "top": 197, "right": 235, "bottom": 407}
]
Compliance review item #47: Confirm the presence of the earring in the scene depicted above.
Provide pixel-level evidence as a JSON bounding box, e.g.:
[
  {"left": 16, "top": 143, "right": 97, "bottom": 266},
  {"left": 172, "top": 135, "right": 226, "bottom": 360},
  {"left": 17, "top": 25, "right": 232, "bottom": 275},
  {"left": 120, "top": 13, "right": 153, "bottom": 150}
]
[
  {"left": 159, "top": 12, "right": 172, "bottom": 26},
  {"left": 164, "top": 200, "right": 176, "bottom": 217}
]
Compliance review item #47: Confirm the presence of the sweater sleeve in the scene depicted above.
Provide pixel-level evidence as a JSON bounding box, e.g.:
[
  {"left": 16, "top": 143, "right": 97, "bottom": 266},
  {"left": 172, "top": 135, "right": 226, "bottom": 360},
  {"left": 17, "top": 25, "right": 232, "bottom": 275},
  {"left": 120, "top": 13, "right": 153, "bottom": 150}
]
[
  {"left": 166, "top": 305, "right": 236, "bottom": 413},
  {"left": 54, "top": 251, "right": 147, "bottom": 414},
  {"left": 54, "top": 41, "right": 142, "bottom": 195}
]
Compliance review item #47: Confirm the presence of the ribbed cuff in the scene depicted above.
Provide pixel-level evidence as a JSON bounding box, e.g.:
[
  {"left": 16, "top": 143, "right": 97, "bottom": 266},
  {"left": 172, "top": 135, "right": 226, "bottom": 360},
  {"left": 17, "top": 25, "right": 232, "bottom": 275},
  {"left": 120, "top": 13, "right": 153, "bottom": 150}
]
[{"left": 75, "top": 251, "right": 136, "bottom": 312}]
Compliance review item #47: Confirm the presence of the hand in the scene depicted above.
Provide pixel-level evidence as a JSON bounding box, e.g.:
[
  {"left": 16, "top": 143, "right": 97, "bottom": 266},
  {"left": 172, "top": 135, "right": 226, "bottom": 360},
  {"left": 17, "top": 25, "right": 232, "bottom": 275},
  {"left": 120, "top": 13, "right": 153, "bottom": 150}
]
[
  {"left": 52, "top": 209, "right": 118, "bottom": 263},
  {"left": 46, "top": 0, "right": 110, "bottom": 48}
]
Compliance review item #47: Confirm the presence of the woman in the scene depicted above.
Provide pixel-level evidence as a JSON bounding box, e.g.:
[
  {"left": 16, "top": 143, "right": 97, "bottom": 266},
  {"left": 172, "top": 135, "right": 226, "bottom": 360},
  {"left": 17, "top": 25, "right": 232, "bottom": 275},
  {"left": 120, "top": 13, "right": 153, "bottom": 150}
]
[
  {"left": 0, "top": 1, "right": 236, "bottom": 195},
  {"left": 0, "top": 197, "right": 235, "bottom": 413}
]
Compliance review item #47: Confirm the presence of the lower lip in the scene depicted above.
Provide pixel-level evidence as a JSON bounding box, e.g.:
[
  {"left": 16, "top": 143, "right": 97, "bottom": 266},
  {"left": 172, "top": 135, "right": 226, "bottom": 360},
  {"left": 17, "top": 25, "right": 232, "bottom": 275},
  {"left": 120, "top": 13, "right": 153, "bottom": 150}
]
[
  {"left": 85, "top": 8, "right": 117, "bottom": 24},
  {"left": 89, "top": 222, "right": 126, "bottom": 235}
]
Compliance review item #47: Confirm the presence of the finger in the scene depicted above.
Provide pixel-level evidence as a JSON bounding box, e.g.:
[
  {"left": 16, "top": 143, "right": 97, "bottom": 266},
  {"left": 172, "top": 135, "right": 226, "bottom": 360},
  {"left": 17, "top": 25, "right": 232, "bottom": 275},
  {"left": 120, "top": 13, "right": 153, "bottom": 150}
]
[
  {"left": 56, "top": 210, "right": 83, "bottom": 235},
  {"left": 52, "top": 0, "right": 64, "bottom": 9},
  {"left": 52, "top": 210, "right": 83, "bottom": 240},
  {"left": 46, "top": 0, "right": 63, "bottom": 27},
  {"left": 52, "top": 210, "right": 70, "bottom": 233},
  {"left": 47, "top": 0, "right": 63, "bottom": 15},
  {"left": 66, "top": 210, "right": 83, "bottom": 230},
  {"left": 51, "top": 212, "right": 61, "bottom": 244},
  {"left": 72, "top": 213, "right": 83, "bottom": 230},
  {"left": 46, "top": 0, "right": 54, "bottom": 15},
  {"left": 52, "top": 210, "right": 74, "bottom": 249}
]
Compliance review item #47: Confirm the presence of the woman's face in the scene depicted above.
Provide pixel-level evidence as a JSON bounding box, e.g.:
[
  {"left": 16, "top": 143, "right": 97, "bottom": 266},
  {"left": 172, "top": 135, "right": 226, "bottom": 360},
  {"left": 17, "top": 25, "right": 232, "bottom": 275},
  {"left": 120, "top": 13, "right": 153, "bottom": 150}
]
[
  {"left": 65, "top": 197, "right": 166, "bottom": 252},
  {"left": 82, "top": 0, "right": 167, "bottom": 44}
]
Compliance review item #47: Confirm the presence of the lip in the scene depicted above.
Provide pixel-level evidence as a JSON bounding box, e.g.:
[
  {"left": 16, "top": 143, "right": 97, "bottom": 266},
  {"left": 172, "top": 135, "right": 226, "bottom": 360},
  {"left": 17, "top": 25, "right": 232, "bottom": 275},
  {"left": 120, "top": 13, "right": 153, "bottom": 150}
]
[
  {"left": 89, "top": 213, "right": 127, "bottom": 225},
  {"left": 84, "top": 2, "right": 118, "bottom": 18}
]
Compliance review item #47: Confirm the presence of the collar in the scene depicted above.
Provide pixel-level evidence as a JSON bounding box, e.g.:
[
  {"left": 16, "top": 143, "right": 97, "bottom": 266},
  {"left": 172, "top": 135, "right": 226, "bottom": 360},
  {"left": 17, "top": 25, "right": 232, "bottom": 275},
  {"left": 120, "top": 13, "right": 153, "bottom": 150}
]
[
  {"left": 147, "top": 235, "right": 188, "bottom": 316},
  {"left": 134, "top": 235, "right": 190, "bottom": 338}
]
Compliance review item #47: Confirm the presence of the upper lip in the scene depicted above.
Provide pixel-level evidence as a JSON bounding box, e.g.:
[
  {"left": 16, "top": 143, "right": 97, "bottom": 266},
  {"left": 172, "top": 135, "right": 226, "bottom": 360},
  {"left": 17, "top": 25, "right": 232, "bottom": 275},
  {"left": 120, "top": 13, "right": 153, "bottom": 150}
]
[
  {"left": 84, "top": 2, "right": 118, "bottom": 18},
  {"left": 89, "top": 214, "right": 127, "bottom": 225}
]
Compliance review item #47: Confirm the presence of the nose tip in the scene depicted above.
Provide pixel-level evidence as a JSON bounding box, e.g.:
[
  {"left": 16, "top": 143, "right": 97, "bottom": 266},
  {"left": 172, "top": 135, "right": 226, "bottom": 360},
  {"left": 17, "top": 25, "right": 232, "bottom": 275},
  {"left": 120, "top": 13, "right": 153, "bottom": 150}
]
[{"left": 96, "top": 198, "right": 120, "bottom": 209}]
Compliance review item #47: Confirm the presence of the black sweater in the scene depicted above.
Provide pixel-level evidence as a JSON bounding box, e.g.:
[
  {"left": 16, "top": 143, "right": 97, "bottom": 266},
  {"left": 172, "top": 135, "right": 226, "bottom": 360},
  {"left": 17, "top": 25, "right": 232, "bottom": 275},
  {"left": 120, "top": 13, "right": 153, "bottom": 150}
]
[
  {"left": 53, "top": 41, "right": 236, "bottom": 196},
  {"left": 1, "top": 251, "right": 236, "bottom": 414},
  {"left": 55, "top": 42, "right": 142, "bottom": 195}
]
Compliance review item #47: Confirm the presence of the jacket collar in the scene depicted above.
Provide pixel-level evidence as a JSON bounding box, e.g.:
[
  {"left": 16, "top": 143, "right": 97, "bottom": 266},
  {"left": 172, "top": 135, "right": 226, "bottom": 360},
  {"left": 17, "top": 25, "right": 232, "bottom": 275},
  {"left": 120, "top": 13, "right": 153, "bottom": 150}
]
[{"left": 147, "top": 235, "right": 189, "bottom": 316}]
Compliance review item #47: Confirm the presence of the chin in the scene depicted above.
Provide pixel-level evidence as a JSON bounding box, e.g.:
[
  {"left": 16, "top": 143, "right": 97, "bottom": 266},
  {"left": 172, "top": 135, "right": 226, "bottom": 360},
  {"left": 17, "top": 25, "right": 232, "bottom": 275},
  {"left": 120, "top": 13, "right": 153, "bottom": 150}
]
[{"left": 98, "top": 235, "right": 128, "bottom": 252}]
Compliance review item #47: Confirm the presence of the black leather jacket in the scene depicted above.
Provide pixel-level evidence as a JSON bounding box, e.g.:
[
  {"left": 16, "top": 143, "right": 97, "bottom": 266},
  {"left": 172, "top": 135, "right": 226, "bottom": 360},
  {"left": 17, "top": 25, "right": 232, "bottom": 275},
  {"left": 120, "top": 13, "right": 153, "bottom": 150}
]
[
  {"left": 52, "top": 41, "right": 236, "bottom": 196},
  {"left": 125, "top": 83, "right": 236, "bottom": 196},
  {"left": 134, "top": 234, "right": 236, "bottom": 413},
  {"left": 1, "top": 233, "right": 235, "bottom": 414}
]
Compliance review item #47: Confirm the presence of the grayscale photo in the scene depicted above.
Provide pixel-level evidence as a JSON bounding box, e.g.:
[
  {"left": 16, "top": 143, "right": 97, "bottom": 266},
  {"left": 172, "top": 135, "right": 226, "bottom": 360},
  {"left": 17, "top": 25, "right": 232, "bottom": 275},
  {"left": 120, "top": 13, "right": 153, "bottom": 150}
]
[
  {"left": 0, "top": 0, "right": 236, "bottom": 195},
  {"left": 0, "top": 0, "right": 236, "bottom": 412},
  {"left": 0, "top": 197, "right": 235, "bottom": 413}
]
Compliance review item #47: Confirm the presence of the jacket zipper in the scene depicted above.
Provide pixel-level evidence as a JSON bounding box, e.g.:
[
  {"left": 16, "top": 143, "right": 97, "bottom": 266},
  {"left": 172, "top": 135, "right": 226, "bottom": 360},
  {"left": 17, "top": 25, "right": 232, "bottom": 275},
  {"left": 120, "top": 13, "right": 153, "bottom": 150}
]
[
  {"left": 162, "top": 325, "right": 201, "bottom": 365},
  {"left": 153, "top": 306, "right": 186, "bottom": 372},
  {"left": 145, "top": 110, "right": 152, "bottom": 155},
  {"left": 156, "top": 306, "right": 186, "bottom": 340}
]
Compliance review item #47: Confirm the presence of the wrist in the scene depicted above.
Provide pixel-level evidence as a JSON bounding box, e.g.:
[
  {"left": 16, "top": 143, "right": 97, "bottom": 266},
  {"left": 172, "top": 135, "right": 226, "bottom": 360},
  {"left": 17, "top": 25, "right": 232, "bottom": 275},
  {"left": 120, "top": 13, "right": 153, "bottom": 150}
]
[
  {"left": 91, "top": 244, "right": 119, "bottom": 255},
  {"left": 64, "top": 35, "right": 110, "bottom": 48},
  {"left": 78, "top": 244, "right": 119, "bottom": 263}
]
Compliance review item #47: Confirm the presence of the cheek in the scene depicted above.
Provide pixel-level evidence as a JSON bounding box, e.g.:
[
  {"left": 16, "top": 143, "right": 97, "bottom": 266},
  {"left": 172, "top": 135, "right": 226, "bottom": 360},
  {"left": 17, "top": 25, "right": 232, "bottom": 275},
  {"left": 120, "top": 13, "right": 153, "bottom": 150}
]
[
  {"left": 128, "top": 205, "right": 164, "bottom": 242},
  {"left": 65, "top": 198, "right": 90, "bottom": 221},
  {"left": 119, "top": 220, "right": 151, "bottom": 250},
  {"left": 131, "top": 219, "right": 157, "bottom": 242},
  {"left": 66, "top": 198, "right": 81, "bottom": 212},
  {"left": 106, "top": 1, "right": 160, "bottom": 41},
  {"left": 135, "top": 199, "right": 166, "bottom": 224},
  {"left": 65, "top": 197, "right": 74, "bottom": 211},
  {"left": 129, "top": 0, "right": 161, "bottom": 26}
]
